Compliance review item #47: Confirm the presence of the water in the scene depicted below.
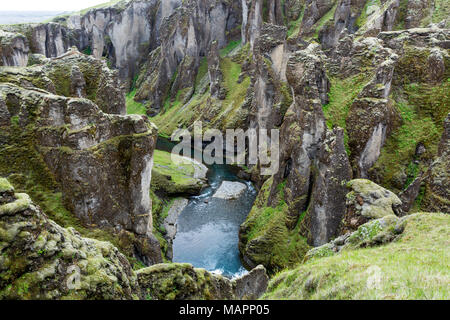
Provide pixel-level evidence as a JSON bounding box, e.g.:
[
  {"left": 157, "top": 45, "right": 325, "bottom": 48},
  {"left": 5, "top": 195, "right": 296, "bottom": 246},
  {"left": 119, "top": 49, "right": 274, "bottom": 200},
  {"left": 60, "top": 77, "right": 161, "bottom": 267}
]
[{"left": 156, "top": 138, "right": 257, "bottom": 278}]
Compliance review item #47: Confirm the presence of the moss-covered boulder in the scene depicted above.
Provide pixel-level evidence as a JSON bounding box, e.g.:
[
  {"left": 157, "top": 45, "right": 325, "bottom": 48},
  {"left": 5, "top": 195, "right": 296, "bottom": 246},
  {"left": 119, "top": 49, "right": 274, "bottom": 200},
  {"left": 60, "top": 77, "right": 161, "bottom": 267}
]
[
  {"left": 137, "top": 263, "right": 269, "bottom": 300},
  {"left": 342, "top": 179, "right": 402, "bottom": 233},
  {"left": 0, "top": 181, "right": 140, "bottom": 300},
  {"left": 305, "top": 214, "right": 406, "bottom": 261}
]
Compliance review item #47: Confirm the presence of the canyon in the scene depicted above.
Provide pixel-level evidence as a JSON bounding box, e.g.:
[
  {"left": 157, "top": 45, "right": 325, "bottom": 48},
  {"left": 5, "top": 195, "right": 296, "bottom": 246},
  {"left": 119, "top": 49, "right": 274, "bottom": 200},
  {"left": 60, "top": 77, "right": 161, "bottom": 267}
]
[{"left": 0, "top": 0, "right": 449, "bottom": 300}]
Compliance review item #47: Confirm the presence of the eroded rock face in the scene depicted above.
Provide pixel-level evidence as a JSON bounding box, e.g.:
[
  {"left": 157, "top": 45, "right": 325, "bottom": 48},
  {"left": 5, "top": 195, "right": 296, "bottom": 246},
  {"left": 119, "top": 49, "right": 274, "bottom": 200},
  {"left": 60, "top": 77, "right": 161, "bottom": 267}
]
[
  {"left": 137, "top": 263, "right": 269, "bottom": 300},
  {"left": 0, "top": 78, "right": 161, "bottom": 264},
  {"left": 135, "top": 0, "right": 242, "bottom": 113},
  {"left": 239, "top": 44, "right": 352, "bottom": 271},
  {"left": 422, "top": 113, "right": 450, "bottom": 213},
  {"left": 342, "top": 179, "right": 402, "bottom": 233},
  {"left": 0, "top": 181, "right": 269, "bottom": 300},
  {"left": 0, "top": 30, "right": 29, "bottom": 67},
  {"left": 0, "top": 179, "right": 140, "bottom": 300},
  {"left": 268, "top": 44, "right": 351, "bottom": 243}
]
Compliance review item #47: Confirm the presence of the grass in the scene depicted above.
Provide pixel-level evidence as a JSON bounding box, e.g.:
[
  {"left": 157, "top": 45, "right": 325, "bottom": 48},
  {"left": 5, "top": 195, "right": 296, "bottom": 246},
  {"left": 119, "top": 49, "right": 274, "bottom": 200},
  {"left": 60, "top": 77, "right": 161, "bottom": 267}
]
[
  {"left": 126, "top": 89, "right": 147, "bottom": 115},
  {"left": 240, "top": 178, "right": 311, "bottom": 273},
  {"left": 264, "top": 212, "right": 450, "bottom": 300},
  {"left": 151, "top": 150, "right": 205, "bottom": 195},
  {"left": 220, "top": 40, "right": 241, "bottom": 58},
  {"left": 151, "top": 51, "right": 251, "bottom": 136},
  {"left": 153, "top": 150, "right": 196, "bottom": 185},
  {"left": 287, "top": 7, "right": 305, "bottom": 39},
  {"left": 323, "top": 74, "right": 370, "bottom": 153},
  {"left": 79, "top": 0, "right": 126, "bottom": 15},
  {"left": 371, "top": 80, "right": 449, "bottom": 193}
]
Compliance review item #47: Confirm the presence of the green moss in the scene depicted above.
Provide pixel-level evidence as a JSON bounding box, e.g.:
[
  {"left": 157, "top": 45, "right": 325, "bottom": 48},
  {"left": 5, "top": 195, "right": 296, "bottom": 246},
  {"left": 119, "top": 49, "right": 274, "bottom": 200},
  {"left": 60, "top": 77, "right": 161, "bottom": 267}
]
[
  {"left": 355, "top": 0, "right": 381, "bottom": 29},
  {"left": 194, "top": 57, "right": 208, "bottom": 90},
  {"left": 287, "top": 6, "right": 305, "bottom": 39},
  {"left": 152, "top": 54, "right": 251, "bottom": 136},
  {"left": 264, "top": 213, "right": 450, "bottom": 300},
  {"left": 0, "top": 178, "right": 13, "bottom": 193},
  {"left": 432, "top": 0, "right": 450, "bottom": 24},
  {"left": 126, "top": 89, "right": 146, "bottom": 115},
  {"left": 241, "top": 178, "right": 311, "bottom": 273},
  {"left": 46, "top": 64, "right": 71, "bottom": 97},
  {"left": 323, "top": 74, "right": 370, "bottom": 153},
  {"left": 220, "top": 40, "right": 241, "bottom": 58},
  {"left": 313, "top": 2, "right": 338, "bottom": 38},
  {"left": 0, "top": 193, "right": 31, "bottom": 215},
  {"left": 371, "top": 80, "right": 449, "bottom": 194}
]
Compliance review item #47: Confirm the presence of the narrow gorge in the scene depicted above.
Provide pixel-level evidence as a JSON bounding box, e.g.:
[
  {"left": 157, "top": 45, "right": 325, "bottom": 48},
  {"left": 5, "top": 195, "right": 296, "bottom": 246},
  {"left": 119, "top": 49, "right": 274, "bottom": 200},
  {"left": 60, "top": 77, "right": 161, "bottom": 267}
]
[{"left": 0, "top": 0, "right": 449, "bottom": 300}]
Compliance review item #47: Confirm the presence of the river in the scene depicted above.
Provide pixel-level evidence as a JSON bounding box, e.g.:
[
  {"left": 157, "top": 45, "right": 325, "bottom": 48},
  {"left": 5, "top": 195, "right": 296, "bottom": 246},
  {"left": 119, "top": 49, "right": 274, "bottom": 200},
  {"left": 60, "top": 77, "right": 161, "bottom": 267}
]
[{"left": 156, "top": 138, "right": 257, "bottom": 278}]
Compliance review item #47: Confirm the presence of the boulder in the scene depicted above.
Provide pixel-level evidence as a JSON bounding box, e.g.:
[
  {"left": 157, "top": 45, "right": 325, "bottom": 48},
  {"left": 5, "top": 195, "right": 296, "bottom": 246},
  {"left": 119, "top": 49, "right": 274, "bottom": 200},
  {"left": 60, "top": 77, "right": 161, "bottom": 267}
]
[
  {"left": 0, "top": 180, "right": 140, "bottom": 300},
  {"left": 213, "top": 181, "right": 247, "bottom": 200},
  {"left": 342, "top": 179, "right": 402, "bottom": 233},
  {"left": 305, "top": 214, "right": 407, "bottom": 261}
]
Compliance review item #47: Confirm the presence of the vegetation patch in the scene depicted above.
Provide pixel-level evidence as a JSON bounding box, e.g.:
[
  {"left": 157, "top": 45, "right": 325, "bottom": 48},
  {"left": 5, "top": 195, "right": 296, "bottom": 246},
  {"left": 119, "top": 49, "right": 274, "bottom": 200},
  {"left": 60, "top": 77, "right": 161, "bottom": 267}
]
[
  {"left": 371, "top": 80, "right": 449, "bottom": 194},
  {"left": 264, "top": 212, "right": 450, "bottom": 300},
  {"left": 240, "top": 178, "right": 310, "bottom": 274},
  {"left": 126, "top": 88, "right": 146, "bottom": 115},
  {"left": 323, "top": 74, "right": 370, "bottom": 153}
]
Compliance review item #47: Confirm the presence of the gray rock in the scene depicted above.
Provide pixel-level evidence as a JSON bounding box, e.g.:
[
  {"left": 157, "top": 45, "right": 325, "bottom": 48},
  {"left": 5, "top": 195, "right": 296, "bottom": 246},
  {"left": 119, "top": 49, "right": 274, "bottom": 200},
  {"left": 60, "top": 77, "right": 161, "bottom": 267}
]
[
  {"left": 342, "top": 179, "right": 403, "bottom": 233},
  {"left": 213, "top": 181, "right": 247, "bottom": 200}
]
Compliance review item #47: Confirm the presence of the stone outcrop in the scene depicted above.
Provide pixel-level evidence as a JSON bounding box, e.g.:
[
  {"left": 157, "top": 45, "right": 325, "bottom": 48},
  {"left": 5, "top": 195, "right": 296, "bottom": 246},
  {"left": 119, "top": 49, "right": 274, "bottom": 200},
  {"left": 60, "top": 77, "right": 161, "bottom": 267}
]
[
  {"left": 305, "top": 214, "right": 407, "bottom": 261},
  {"left": 137, "top": 263, "right": 269, "bottom": 300},
  {"left": 213, "top": 181, "right": 248, "bottom": 200},
  {"left": 0, "top": 181, "right": 269, "bottom": 300},
  {"left": 342, "top": 179, "right": 402, "bottom": 233},
  {"left": 0, "top": 48, "right": 161, "bottom": 264},
  {"left": 422, "top": 113, "right": 450, "bottom": 213},
  {"left": 207, "top": 41, "right": 226, "bottom": 100},
  {"left": 0, "top": 179, "right": 140, "bottom": 300},
  {"left": 346, "top": 42, "right": 398, "bottom": 177},
  {"left": 0, "top": 82, "right": 159, "bottom": 253},
  {"left": 0, "top": 30, "right": 29, "bottom": 67},
  {"left": 0, "top": 49, "right": 126, "bottom": 115}
]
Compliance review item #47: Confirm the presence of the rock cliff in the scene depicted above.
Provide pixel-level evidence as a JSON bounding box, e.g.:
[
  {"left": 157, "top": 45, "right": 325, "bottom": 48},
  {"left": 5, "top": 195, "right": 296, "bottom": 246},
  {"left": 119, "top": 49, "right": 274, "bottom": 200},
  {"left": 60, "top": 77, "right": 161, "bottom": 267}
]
[{"left": 0, "top": 180, "right": 269, "bottom": 300}]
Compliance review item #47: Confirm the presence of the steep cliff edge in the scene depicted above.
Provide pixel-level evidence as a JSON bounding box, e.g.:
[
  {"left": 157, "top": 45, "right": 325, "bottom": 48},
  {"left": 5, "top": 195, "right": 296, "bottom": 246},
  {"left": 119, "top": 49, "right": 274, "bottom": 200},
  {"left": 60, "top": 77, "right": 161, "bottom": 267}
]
[
  {"left": 0, "top": 0, "right": 449, "bottom": 300},
  {"left": 0, "top": 50, "right": 163, "bottom": 266},
  {"left": 0, "top": 179, "right": 269, "bottom": 300}
]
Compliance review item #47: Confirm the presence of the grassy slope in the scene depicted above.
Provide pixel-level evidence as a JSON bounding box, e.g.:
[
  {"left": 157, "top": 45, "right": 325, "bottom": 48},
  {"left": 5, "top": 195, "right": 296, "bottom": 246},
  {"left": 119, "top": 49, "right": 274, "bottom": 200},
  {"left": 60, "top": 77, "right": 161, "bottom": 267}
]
[
  {"left": 126, "top": 88, "right": 147, "bottom": 115},
  {"left": 264, "top": 212, "right": 449, "bottom": 300},
  {"left": 150, "top": 46, "right": 250, "bottom": 136}
]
